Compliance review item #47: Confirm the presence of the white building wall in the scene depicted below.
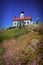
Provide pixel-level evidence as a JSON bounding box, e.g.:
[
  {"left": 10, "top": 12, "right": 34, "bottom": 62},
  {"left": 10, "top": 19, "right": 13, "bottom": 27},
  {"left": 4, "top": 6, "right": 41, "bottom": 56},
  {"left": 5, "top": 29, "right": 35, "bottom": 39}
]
[
  {"left": 13, "top": 21, "right": 18, "bottom": 27},
  {"left": 30, "top": 21, "right": 34, "bottom": 25},
  {"left": 13, "top": 20, "right": 32, "bottom": 27},
  {"left": 24, "top": 20, "right": 31, "bottom": 26}
]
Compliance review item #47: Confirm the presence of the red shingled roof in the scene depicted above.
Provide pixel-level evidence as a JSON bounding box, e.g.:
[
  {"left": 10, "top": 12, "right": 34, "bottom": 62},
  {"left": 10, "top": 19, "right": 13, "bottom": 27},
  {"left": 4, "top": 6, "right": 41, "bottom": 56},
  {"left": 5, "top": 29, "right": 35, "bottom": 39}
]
[{"left": 13, "top": 16, "right": 32, "bottom": 21}]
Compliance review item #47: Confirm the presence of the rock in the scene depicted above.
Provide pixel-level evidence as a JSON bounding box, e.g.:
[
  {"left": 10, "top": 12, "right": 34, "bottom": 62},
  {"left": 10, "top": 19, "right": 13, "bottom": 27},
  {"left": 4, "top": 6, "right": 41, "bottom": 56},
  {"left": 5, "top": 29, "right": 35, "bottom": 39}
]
[{"left": 30, "top": 39, "right": 39, "bottom": 47}]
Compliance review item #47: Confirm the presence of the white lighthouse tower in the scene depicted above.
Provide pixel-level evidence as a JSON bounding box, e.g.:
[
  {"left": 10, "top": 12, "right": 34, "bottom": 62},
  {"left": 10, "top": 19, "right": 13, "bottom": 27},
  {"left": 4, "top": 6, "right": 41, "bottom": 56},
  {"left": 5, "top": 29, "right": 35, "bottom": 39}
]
[{"left": 20, "top": 11, "right": 24, "bottom": 18}]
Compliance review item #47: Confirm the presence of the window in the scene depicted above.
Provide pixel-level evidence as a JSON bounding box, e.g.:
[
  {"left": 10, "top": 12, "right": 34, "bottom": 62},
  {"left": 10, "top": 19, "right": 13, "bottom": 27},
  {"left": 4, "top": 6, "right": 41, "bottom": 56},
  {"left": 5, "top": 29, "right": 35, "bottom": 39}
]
[
  {"left": 27, "top": 22, "right": 29, "bottom": 24},
  {"left": 14, "top": 22, "right": 16, "bottom": 25},
  {"left": 24, "top": 22, "right": 26, "bottom": 25},
  {"left": 17, "top": 22, "right": 19, "bottom": 26}
]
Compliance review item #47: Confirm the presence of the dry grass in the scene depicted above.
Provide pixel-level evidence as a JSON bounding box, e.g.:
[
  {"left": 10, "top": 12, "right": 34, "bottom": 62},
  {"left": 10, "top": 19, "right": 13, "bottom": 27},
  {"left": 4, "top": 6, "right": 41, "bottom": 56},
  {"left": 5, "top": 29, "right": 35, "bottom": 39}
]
[
  {"left": 1, "top": 31, "right": 42, "bottom": 65},
  {"left": 0, "top": 24, "right": 43, "bottom": 65}
]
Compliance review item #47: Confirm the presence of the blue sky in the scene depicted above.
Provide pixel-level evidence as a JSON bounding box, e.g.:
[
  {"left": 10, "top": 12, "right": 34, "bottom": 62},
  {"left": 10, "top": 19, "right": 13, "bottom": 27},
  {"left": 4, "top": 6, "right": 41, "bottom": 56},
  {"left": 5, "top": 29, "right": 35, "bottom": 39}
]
[{"left": 0, "top": 0, "right": 43, "bottom": 29}]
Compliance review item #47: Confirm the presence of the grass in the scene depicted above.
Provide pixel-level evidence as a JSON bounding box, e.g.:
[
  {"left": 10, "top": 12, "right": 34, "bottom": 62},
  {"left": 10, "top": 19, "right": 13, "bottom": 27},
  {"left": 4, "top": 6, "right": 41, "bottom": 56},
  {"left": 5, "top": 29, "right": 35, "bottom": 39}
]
[
  {"left": 0, "top": 27, "right": 29, "bottom": 43},
  {"left": 38, "top": 30, "right": 43, "bottom": 35},
  {"left": 0, "top": 24, "right": 39, "bottom": 43},
  {"left": 0, "top": 25, "right": 43, "bottom": 65},
  {"left": 0, "top": 55, "right": 6, "bottom": 65},
  {"left": 0, "top": 48, "right": 5, "bottom": 55},
  {"left": 0, "top": 44, "right": 6, "bottom": 65}
]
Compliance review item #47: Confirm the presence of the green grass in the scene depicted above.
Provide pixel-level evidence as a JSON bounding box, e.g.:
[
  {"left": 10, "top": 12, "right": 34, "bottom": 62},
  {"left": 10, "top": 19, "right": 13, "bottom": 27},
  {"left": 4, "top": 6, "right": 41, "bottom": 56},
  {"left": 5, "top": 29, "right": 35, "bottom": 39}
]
[
  {"left": 0, "top": 44, "right": 6, "bottom": 65},
  {"left": 0, "top": 55, "right": 6, "bottom": 65},
  {"left": 0, "top": 27, "right": 29, "bottom": 43},
  {"left": 0, "top": 48, "right": 5, "bottom": 55}
]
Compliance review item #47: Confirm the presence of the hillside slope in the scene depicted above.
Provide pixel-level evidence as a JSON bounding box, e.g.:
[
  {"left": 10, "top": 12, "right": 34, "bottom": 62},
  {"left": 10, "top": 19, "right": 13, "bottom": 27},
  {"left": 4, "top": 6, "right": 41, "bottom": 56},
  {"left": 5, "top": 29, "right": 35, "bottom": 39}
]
[{"left": 0, "top": 24, "right": 43, "bottom": 65}]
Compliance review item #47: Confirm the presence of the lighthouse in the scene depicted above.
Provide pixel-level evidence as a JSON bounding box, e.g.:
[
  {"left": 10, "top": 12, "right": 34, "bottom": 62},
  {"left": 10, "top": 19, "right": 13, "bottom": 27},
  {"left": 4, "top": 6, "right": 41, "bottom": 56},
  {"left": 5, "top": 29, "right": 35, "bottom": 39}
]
[
  {"left": 13, "top": 11, "right": 32, "bottom": 27},
  {"left": 20, "top": 11, "right": 24, "bottom": 18}
]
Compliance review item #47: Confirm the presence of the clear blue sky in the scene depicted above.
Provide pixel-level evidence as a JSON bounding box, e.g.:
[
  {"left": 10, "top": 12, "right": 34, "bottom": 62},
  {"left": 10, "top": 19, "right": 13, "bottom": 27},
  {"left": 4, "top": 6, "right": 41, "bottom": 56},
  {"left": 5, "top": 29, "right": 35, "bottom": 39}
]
[{"left": 0, "top": 0, "right": 43, "bottom": 29}]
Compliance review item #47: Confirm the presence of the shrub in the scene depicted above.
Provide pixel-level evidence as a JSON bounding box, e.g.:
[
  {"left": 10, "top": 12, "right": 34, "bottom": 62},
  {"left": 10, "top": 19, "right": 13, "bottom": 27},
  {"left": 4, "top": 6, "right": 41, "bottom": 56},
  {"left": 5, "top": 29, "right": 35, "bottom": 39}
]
[{"left": 38, "top": 30, "right": 43, "bottom": 35}]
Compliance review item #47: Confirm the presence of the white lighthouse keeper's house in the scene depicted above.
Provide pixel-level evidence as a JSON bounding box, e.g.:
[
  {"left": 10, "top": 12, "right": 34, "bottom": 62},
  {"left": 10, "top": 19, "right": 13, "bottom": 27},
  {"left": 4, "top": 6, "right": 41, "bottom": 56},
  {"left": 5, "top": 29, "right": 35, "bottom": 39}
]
[{"left": 13, "top": 11, "right": 32, "bottom": 27}]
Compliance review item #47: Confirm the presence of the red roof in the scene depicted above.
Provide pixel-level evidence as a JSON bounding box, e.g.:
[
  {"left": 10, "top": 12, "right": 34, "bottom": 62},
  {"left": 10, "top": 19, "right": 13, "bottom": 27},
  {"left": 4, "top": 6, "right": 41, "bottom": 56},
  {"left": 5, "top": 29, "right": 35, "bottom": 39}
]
[{"left": 13, "top": 16, "right": 32, "bottom": 21}]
